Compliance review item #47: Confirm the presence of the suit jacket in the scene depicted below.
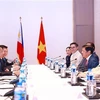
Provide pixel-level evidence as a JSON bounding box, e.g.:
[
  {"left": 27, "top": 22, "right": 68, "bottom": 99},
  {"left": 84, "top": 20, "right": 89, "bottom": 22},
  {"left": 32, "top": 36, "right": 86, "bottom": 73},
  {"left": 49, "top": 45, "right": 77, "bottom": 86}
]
[
  {"left": 2, "top": 57, "right": 13, "bottom": 71},
  {"left": 77, "top": 52, "right": 99, "bottom": 72},
  {"left": 2, "top": 58, "right": 13, "bottom": 65},
  {"left": 77, "top": 58, "right": 87, "bottom": 72},
  {"left": 88, "top": 53, "right": 99, "bottom": 69},
  {"left": 0, "top": 58, "right": 6, "bottom": 72},
  {"left": 66, "top": 54, "right": 71, "bottom": 68},
  {"left": 0, "top": 59, "right": 3, "bottom": 72}
]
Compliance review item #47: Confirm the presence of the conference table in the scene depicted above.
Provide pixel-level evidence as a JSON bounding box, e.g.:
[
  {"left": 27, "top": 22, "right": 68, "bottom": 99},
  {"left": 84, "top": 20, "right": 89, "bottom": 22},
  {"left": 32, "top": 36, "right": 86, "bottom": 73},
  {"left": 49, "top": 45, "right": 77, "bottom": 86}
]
[
  {"left": 0, "top": 64, "right": 99, "bottom": 100},
  {"left": 27, "top": 64, "right": 88, "bottom": 100}
]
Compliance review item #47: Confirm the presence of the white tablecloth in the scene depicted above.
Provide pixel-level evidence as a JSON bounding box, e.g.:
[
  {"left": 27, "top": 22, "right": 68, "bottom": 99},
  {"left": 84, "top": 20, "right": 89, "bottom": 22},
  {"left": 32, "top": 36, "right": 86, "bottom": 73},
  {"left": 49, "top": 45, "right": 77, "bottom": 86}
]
[{"left": 27, "top": 64, "right": 88, "bottom": 100}]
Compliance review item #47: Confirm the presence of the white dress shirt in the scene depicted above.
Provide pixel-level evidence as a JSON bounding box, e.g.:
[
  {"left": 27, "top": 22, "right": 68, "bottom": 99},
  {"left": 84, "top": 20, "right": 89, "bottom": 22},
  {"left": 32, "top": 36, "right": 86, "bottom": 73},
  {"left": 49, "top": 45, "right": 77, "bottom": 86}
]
[{"left": 70, "top": 50, "right": 83, "bottom": 68}]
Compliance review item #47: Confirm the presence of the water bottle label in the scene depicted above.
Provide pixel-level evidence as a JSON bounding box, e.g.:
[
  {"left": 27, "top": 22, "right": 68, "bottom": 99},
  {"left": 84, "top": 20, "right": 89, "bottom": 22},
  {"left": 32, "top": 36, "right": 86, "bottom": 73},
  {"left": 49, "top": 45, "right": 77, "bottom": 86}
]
[
  {"left": 71, "top": 67, "right": 77, "bottom": 84},
  {"left": 14, "top": 95, "right": 22, "bottom": 100},
  {"left": 14, "top": 89, "right": 26, "bottom": 100},
  {"left": 45, "top": 57, "right": 47, "bottom": 66},
  {"left": 50, "top": 62, "right": 54, "bottom": 69},
  {"left": 61, "top": 67, "right": 65, "bottom": 77},
  {"left": 90, "top": 75, "right": 93, "bottom": 80},
  {"left": 55, "top": 64, "right": 59, "bottom": 72},
  {"left": 71, "top": 68, "right": 76, "bottom": 72}
]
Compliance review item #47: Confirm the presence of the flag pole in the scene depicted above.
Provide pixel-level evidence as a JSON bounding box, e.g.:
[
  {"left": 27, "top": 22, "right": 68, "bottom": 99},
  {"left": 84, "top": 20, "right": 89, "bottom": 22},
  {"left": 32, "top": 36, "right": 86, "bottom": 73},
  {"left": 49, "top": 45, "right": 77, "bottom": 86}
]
[
  {"left": 41, "top": 17, "right": 43, "bottom": 21},
  {"left": 20, "top": 17, "right": 22, "bottom": 22}
]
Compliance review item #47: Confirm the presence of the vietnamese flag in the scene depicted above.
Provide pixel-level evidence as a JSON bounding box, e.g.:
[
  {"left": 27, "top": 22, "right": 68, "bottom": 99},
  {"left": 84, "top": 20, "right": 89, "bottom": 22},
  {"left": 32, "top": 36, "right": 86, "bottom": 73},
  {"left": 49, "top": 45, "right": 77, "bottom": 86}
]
[{"left": 37, "top": 18, "right": 47, "bottom": 64}]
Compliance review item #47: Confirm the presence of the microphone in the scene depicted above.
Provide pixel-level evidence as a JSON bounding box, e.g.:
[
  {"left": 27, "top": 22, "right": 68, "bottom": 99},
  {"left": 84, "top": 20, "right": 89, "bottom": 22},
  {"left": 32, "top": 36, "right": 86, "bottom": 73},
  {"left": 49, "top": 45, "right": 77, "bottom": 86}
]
[
  {"left": 54, "top": 58, "right": 65, "bottom": 72},
  {"left": 64, "top": 58, "right": 77, "bottom": 65},
  {"left": 4, "top": 89, "right": 14, "bottom": 96},
  {"left": 0, "top": 71, "right": 12, "bottom": 76},
  {"left": 58, "top": 57, "right": 65, "bottom": 62},
  {"left": 10, "top": 78, "right": 19, "bottom": 84},
  {"left": 68, "top": 58, "right": 77, "bottom": 68},
  {"left": 53, "top": 57, "right": 65, "bottom": 66},
  {"left": 54, "top": 58, "right": 65, "bottom": 65},
  {"left": 53, "top": 57, "right": 65, "bottom": 62},
  {"left": 47, "top": 56, "right": 62, "bottom": 66},
  {"left": 50, "top": 57, "right": 64, "bottom": 70},
  {"left": 51, "top": 56, "right": 61, "bottom": 59},
  {"left": 45, "top": 56, "right": 61, "bottom": 66},
  {"left": 70, "top": 58, "right": 77, "bottom": 62}
]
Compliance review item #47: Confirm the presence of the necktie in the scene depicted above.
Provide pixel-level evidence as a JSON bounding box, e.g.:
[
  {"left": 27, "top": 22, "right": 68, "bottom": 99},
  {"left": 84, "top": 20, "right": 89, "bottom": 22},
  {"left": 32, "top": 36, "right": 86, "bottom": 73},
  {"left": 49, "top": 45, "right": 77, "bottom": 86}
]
[{"left": 85, "top": 59, "right": 88, "bottom": 68}]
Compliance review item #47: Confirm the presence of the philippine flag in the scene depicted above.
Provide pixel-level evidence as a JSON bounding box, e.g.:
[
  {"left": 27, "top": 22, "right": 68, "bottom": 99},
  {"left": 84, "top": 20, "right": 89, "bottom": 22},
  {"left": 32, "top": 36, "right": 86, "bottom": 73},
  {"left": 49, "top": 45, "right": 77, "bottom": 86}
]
[{"left": 17, "top": 17, "right": 24, "bottom": 64}]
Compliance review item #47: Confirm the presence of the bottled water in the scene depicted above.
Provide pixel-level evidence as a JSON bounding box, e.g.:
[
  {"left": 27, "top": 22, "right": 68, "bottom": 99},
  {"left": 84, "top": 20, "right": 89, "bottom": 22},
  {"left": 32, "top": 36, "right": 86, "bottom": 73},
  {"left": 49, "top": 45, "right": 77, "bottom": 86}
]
[
  {"left": 19, "top": 66, "right": 26, "bottom": 89},
  {"left": 49, "top": 58, "right": 52, "bottom": 68},
  {"left": 47, "top": 58, "right": 51, "bottom": 67},
  {"left": 92, "top": 79, "right": 97, "bottom": 96},
  {"left": 55, "top": 61, "right": 59, "bottom": 72},
  {"left": 86, "top": 69, "right": 91, "bottom": 81},
  {"left": 14, "top": 58, "right": 20, "bottom": 65},
  {"left": 14, "top": 82, "right": 26, "bottom": 100},
  {"left": 50, "top": 61, "right": 54, "bottom": 70},
  {"left": 50, "top": 59, "right": 54, "bottom": 69},
  {"left": 45, "top": 57, "right": 48, "bottom": 66},
  {"left": 71, "top": 64, "right": 77, "bottom": 84},
  {"left": 60, "top": 63, "right": 66, "bottom": 77},
  {"left": 22, "top": 58, "right": 28, "bottom": 78},
  {"left": 18, "top": 58, "right": 28, "bottom": 100},
  {"left": 86, "top": 69, "right": 96, "bottom": 97},
  {"left": 86, "top": 69, "right": 92, "bottom": 95}
]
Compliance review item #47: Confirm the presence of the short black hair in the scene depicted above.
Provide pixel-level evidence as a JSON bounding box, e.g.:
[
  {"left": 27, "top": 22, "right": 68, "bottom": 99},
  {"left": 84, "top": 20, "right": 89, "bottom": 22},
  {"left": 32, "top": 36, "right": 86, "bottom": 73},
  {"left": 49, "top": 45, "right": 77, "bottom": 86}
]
[
  {"left": 86, "top": 42, "right": 95, "bottom": 50},
  {"left": 0, "top": 45, "right": 3, "bottom": 48},
  {"left": 66, "top": 46, "right": 71, "bottom": 50},
  {"left": 0, "top": 45, "right": 8, "bottom": 49},
  {"left": 70, "top": 42, "right": 78, "bottom": 47},
  {"left": 82, "top": 45, "right": 94, "bottom": 54}
]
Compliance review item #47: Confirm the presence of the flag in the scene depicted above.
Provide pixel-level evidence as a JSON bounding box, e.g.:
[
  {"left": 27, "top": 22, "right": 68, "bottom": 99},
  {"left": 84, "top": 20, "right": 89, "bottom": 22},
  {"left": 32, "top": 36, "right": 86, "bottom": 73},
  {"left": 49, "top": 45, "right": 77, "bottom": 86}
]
[
  {"left": 17, "top": 18, "right": 24, "bottom": 64},
  {"left": 37, "top": 19, "right": 47, "bottom": 64}
]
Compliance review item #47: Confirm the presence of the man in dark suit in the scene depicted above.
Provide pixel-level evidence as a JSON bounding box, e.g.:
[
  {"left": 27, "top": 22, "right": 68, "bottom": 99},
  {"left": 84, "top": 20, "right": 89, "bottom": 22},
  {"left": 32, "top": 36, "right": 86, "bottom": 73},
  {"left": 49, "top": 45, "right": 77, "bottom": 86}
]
[
  {"left": 0, "top": 48, "right": 3, "bottom": 72},
  {"left": 0, "top": 45, "right": 21, "bottom": 76},
  {"left": 77, "top": 45, "right": 99, "bottom": 72},
  {"left": 1, "top": 45, "right": 14, "bottom": 71},
  {"left": 65, "top": 47, "right": 72, "bottom": 68},
  {"left": 0, "top": 45, "right": 5, "bottom": 72},
  {"left": 86, "top": 42, "right": 99, "bottom": 62}
]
